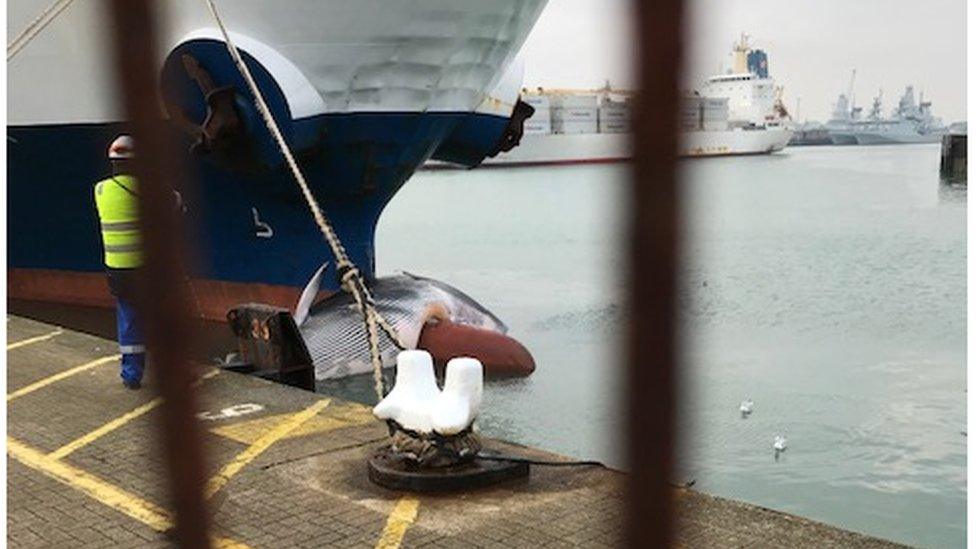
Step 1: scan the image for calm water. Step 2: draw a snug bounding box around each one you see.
[334,143,964,548]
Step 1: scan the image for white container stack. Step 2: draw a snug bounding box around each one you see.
[598,99,630,134]
[522,94,551,135]
[680,95,729,131]
[551,94,599,134]
[517,90,633,136]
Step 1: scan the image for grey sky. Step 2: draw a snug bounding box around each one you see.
[521,0,967,123]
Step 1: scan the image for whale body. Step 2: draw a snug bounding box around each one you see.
[296,269,530,380]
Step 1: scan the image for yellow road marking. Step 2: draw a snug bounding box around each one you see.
[7,354,119,402]
[48,398,163,459]
[7,328,63,350]
[10,437,252,547]
[209,400,374,445]
[48,369,221,460]
[8,436,172,530]
[205,398,331,498]
[375,497,421,549]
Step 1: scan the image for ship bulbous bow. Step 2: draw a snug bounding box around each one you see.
[429,54,537,168]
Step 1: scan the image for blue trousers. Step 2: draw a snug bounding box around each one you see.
[115,295,145,384]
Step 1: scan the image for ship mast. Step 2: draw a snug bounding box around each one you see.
[847,68,857,116]
[732,33,750,73]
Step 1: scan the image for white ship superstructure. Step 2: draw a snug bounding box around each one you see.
[679,35,792,157]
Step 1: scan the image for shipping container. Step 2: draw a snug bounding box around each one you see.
[551,118,599,134]
[551,107,598,122]
[680,95,729,131]
[550,94,599,109]
[524,120,552,135]
[522,95,551,116]
[598,119,629,134]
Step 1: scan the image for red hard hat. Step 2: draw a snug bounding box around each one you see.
[108,135,135,159]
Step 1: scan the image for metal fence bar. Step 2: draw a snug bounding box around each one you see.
[627,0,684,547]
[105,1,212,546]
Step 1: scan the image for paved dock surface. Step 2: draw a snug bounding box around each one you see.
[7,315,907,548]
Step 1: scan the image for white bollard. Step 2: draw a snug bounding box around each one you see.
[373,350,440,433]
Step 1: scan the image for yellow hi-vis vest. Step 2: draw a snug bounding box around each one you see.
[94,175,143,269]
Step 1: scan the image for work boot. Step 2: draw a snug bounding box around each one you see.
[120,353,145,390]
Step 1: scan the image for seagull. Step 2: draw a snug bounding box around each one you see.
[773,435,788,456]
[739,399,754,417]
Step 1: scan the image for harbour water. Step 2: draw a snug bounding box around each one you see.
[678,144,966,549]
[331,143,964,548]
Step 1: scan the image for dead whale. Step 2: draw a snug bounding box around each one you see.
[295,266,535,379]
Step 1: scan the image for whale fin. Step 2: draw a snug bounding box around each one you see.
[295,262,329,326]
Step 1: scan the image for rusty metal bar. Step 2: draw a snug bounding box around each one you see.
[105,1,212,546]
[626,0,684,547]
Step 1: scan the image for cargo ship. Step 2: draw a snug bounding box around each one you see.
[8,0,547,321]
[440,85,631,167]
[679,35,793,157]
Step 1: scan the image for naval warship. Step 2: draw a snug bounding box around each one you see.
[830,86,948,145]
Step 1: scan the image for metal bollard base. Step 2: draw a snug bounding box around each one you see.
[367,446,529,493]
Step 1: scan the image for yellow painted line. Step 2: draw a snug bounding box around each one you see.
[10,436,252,547]
[7,328,64,350]
[205,398,331,499]
[7,354,119,402]
[48,398,163,460]
[209,400,374,445]
[213,536,253,548]
[8,436,172,530]
[47,369,221,460]
[375,497,421,549]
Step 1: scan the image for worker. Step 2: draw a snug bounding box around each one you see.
[94,135,145,389]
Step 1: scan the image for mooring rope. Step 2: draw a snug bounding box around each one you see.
[7,0,77,62]
[202,0,404,401]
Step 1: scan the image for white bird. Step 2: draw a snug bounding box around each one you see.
[773,435,788,452]
[373,351,484,436]
[739,399,754,417]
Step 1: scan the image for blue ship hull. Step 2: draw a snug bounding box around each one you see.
[8,111,510,319]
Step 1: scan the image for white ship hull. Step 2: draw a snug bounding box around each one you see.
[8,0,547,319]
[828,131,859,145]
[829,129,945,145]
[10,0,545,124]
[679,127,793,157]
[480,133,630,166]
[851,132,946,145]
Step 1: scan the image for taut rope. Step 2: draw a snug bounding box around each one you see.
[202,0,405,401]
